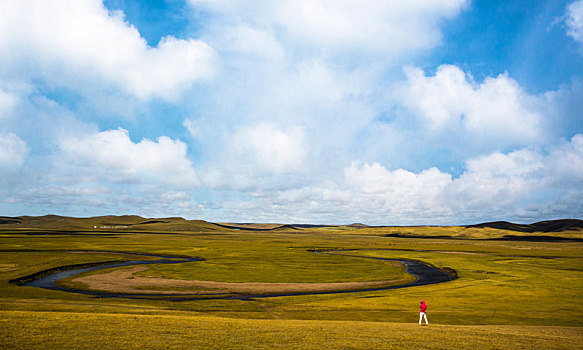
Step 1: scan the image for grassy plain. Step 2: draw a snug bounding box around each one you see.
[2,310,581,350]
[0,222,582,349]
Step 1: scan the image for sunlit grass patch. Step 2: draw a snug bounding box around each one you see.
[1,310,581,350]
[0,228,581,350]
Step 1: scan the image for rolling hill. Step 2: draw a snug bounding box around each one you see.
[0,216,581,237]
[0,215,226,232]
[466,219,583,233]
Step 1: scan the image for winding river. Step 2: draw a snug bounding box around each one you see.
[12,250,454,301]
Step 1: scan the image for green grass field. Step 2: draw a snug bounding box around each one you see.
[1,220,582,349]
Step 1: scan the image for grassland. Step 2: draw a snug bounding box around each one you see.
[2,310,581,350]
[0,217,582,349]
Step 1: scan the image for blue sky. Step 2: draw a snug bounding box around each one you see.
[0,0,582,225]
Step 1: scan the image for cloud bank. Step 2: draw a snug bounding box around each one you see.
[567,0,583,45]
[0,0,215,100]
[0,0,581,224]
[190,0,467,57]
[60,128,199,188]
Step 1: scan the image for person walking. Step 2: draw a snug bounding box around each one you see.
[419,300,428,326]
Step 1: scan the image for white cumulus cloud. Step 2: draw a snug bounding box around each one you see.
[230,123,307,173]
[343,162,453,218]
[232,134,583,224]
[400,64,545,149]
[190,122,309,192]
[0,90,17,118]
[447,150,545,211]
[190,0,467,57]
[0,133,28,169]
[0,0,216,100]
[60,128,199,188]
[544,133,583,185]
[567,0,583,45]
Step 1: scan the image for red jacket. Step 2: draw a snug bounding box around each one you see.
[420,300,427,313]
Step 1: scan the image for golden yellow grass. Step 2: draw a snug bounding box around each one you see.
[69,266,407,295]
[1,310,581,350]
[1,229,581,334]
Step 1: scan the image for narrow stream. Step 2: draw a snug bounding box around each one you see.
[15,250,454,301]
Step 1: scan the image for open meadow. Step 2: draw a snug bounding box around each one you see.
[0,216,582,349]
[4,1,583,349]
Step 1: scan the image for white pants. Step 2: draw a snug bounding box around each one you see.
[419,312,428,325]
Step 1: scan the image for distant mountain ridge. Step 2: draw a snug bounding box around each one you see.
[0,215,581,233]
